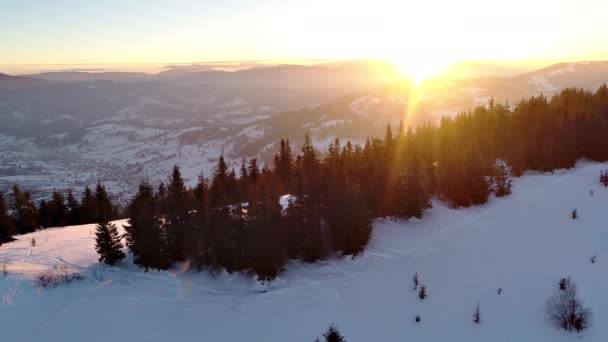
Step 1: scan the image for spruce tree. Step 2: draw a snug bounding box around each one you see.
[188,178,210,269]
[37,199,51,228]
[274,139,294,193]
[49,190,68,227]
[0,193,15,244]
[95,220,125,265]
[396,162,432,219]
[494,162,513,197]
[10,185,37,233]
[249,175,286,280]
[326,182,372,256]
[164,166,191,261]
[321,324,346,342]
[124,182,170,270]
[66,189,81,225]
[94,182,113,222]
[80,186,97,224]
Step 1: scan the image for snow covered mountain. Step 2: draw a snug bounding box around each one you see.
[1,60,608,200]
[1,162,607,341]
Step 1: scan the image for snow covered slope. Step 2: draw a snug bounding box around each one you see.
[1,162,607,341]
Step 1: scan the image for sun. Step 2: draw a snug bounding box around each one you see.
[391,56,449,86]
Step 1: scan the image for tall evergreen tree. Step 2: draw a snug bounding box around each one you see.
[95,220,125,265]
[493,162,513,197]
[48,190,68,227]
[164,166,191,261]
[94,182,113,222]
[187,177,210,269]
[396,163,432,219]
[66,189,81,225]
[37,199,51,228]
[80,186,97,224]
[274,139,294,193]
[249,175,286,280]
[10,185,37,233]
[124,182,170,270]
[0,193,15,243]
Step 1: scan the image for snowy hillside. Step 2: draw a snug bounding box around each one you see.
[1,162,607,341]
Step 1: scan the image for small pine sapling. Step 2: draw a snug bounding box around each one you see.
[418,285,427,300]
[412,271,419,290]
[30,237,36,246]
[497,287,503,295]
[320,324,346,342]
[559,278,568,291]
[473,301,481,324]
[590,255,597,264]
[571,209,578,220]
[415,315,421,323]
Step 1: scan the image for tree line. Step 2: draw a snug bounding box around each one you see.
[0,182,120,244]
[2,85,608,279]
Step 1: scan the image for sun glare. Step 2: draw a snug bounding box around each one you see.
[392,57,449,86]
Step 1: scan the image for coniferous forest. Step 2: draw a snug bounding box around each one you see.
[1,86,608,279]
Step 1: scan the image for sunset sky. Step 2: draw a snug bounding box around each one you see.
[2,0,607,77]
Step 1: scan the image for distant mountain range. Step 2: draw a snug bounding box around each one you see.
[1,59,607,200]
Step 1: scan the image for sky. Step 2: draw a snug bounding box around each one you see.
[1,0,607,76]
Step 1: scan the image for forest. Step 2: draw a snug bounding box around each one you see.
[1,85,608,279]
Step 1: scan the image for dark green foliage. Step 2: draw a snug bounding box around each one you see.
[419,284,427,300]
[48,190,68,227]
[37,199,51,228]
[94,221,125,265]
[80,186,97,224]
[493,162,513,197]
[0,193,15,243]
[94,182,114,223]
[163,166,191,261]
[66,190,81,225]
[10,185,37,233]
[123,182,170,270]
[326,184,372,256]
[317,324,347,342]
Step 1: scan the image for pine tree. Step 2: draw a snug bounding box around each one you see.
[124,182,170,270]
[94,182,113,222]
[37,199,51,228]
[321,324,346,342]
[396,163,432,219]
[473,301,481,324]
[283,194,327,262]
[300,134,320,196]
[164,166,191,261]
[66,189,81,225]
[188,177,210,269]
[210,156,230,207]
[80,186,97,224]
[10,185,37,233]
[493,162,513,197]
[274,139,294,193]
[48,190,68,227]
[249,175,286,280]
[95,220,125,265]
[0,193,15,244]
[419,284,427,300]
[326,183,372,256]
